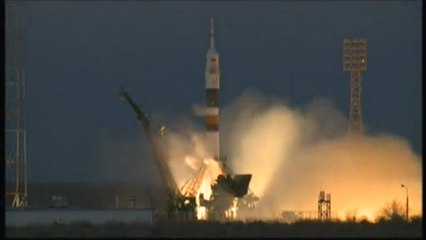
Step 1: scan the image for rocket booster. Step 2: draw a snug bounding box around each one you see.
[204,18,220,160]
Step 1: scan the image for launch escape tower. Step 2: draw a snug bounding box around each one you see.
[5,0,28,208]
[318,191,331,221]
[343,39,367,133]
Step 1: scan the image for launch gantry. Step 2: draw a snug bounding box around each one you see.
[119,87,253,221]
[119,88,197,220]
[5,0,28,209]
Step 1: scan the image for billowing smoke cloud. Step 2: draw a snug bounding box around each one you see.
[220,89,422,221]
[131,89,421,221]
[162,123,211,186]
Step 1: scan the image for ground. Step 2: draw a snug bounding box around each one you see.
[6,218,422,238]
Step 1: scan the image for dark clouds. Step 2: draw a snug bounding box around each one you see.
[19,1,421,182]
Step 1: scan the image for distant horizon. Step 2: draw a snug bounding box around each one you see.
[20,181,157,185]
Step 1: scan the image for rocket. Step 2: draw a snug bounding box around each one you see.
[204,17,220,160]
[201,18,254,203]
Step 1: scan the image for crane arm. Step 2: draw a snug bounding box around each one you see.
[119,88,150,128]
[118,87,179,199]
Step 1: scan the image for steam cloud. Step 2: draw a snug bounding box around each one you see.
[103,87,422,220]
[154,89,422,221]
[221,89,422,221]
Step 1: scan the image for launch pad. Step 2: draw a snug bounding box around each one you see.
[118,18,258,221]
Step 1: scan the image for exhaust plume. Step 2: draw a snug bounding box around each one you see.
[221,90,422,221]
[162,89,421,221]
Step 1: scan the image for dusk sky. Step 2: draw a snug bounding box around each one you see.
[12,1,421,182]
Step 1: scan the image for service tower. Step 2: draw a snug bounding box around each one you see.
[204,18,221,160]
[6,0,28,208]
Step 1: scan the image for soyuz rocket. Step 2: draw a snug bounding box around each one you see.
[204,18,221,160]
[201,19,254,201]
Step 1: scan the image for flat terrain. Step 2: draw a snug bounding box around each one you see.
[6,183,423,237]
[6,219,422,238]
[6,182,156,209]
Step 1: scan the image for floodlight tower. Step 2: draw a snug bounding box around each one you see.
[5,0,28,208]
[343,39,367,133]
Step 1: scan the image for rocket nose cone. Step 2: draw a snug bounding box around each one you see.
[207,47,218,56]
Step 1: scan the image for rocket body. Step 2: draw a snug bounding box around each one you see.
[204,18,220,160]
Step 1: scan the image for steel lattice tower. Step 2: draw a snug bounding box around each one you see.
[5,0,28,208]
[343,39,367,133]
[318,191,331,221]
